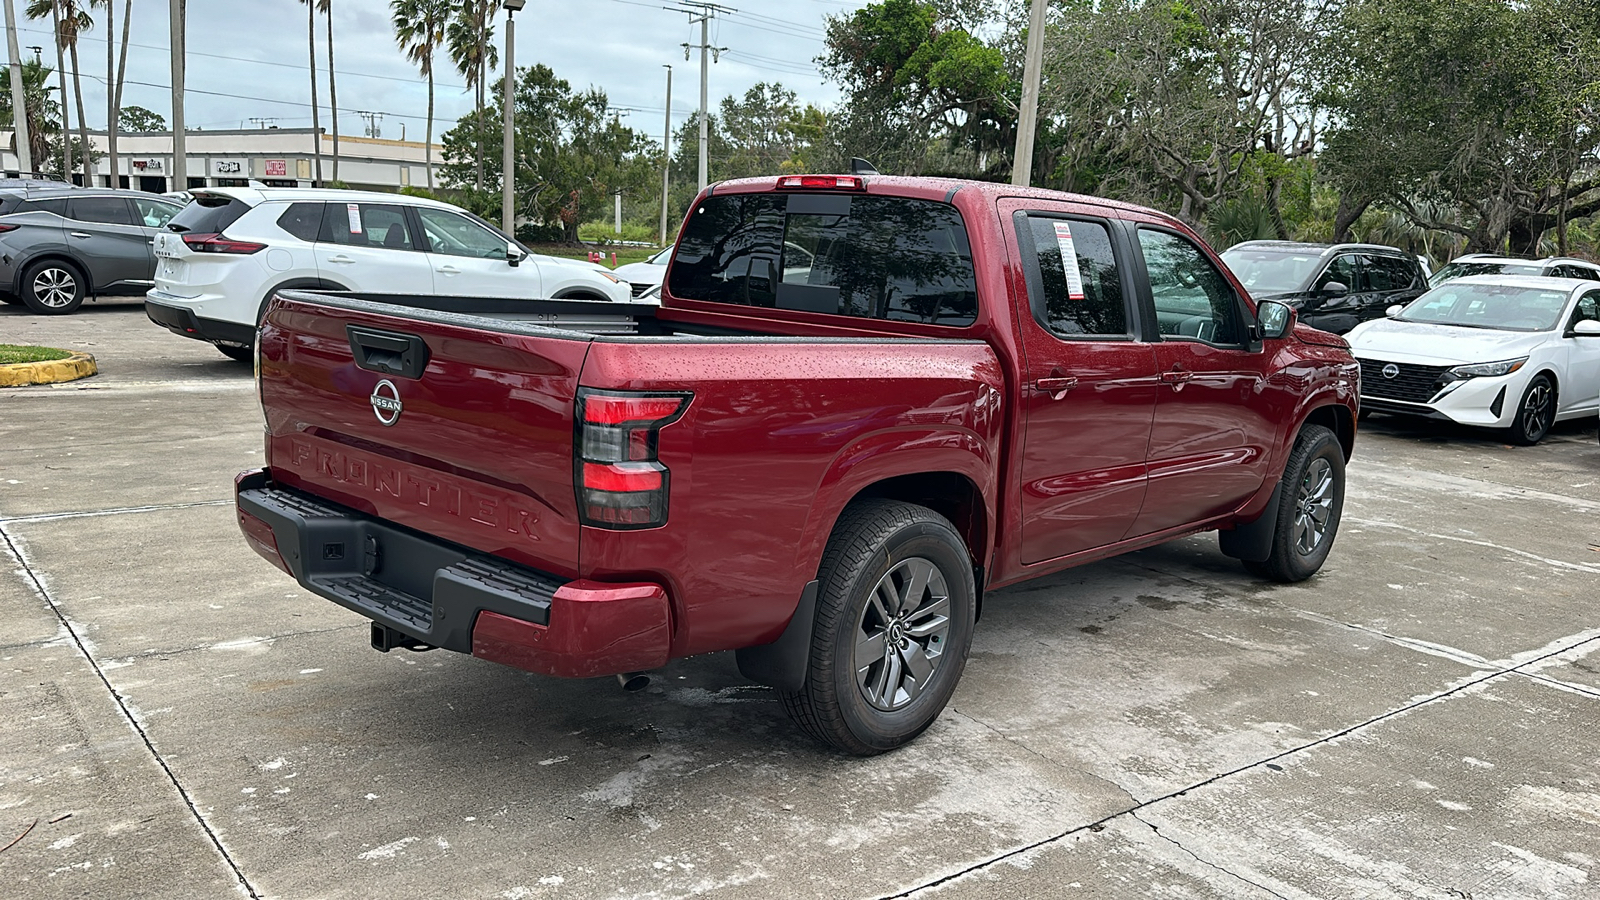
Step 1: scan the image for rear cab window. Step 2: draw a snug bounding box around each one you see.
[167,195,251,234]
[668,191,978,327]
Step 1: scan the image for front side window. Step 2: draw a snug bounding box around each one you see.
[1315,254,1362,292]
[1139,228,1243,345]
[133,197,181,228]
[669,192,978,327]
[1021,216,1127,337]
[1570,290,1600,330]
[67,196,135,226]
[321,203,416,250]
[415,208,507,259]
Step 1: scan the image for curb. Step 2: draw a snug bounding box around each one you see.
[0,351,98,387]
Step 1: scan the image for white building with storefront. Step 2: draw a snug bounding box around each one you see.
[3,127,443,193]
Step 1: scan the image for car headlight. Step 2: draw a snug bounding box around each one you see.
[1449,357,1528,378]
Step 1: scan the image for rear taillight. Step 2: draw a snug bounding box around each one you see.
[182,232,266,254]
[575,389,690,529]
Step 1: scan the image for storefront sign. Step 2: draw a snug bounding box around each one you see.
[264,159,288,177]
[210,158,246,176]
[131,158,164,173]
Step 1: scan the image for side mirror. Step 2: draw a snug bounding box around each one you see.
[506,244,526,268]
[1386,304,1405,318]
[1256,299,1294,340]
[1573,319,1600,336]
[1320,280,1349,297]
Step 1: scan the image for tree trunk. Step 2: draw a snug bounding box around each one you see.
[68,42,88,184]
[113,0,131,117]
[52,5,70,181]
[306,1,321,184]
[1332,193,1371,243]
[425,68,434,189]
[326,4,338,182]
[105,0,116,187]
[1507,217,1544,257]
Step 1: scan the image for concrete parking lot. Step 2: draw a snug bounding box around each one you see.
[3,299,1598,900]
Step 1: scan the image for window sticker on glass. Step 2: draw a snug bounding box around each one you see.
[346,203,362,234]
[1052,222,1086,300]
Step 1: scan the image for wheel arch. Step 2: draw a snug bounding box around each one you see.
[257,277,351,324]
[15,252,89,295]
[551,288,612,302]
[1301,402,1354,461]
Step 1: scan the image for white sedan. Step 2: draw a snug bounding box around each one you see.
[1346,275,1600,444]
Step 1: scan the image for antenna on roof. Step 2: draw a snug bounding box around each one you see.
[851,158,880,176]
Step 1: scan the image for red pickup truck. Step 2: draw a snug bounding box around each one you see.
[235,175,1360,754]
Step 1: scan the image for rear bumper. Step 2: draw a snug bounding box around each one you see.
[146,296,256,346]
[234,468,671,678]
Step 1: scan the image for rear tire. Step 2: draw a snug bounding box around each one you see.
[215,343,252,363]
[1504,374,1554,446]
[1244,424,1345,583]
[779,500,976,755]
[20,259,86,314]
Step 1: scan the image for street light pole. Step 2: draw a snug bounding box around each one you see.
[659,64,671,246]
[4,0,33,176]
[501,0,523,236]
[170,0,186,192]
[1011,0,1047,187]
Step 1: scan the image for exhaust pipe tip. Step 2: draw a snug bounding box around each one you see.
[616,671,651,692]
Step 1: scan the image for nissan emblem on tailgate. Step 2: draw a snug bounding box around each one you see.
[371,379,403,426]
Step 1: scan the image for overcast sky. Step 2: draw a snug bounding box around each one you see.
[7,0,868,143]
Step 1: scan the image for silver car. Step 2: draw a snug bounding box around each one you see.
[0,186,184,314]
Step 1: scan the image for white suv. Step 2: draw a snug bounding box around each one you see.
[145,187,630,360]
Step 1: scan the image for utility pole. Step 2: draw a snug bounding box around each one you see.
[1010,0,1047,187]
[501,0,523,235]
[357,110,383,138]
[4,0,32,176]
[678,2,730,193]
[170,0,186,192]
[105,0,116,186]
[659,64,671,246]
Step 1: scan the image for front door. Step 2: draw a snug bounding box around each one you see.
[314,201,435,294]
[1302,252,1365,334]
[411,207,537,298]
[1129,226,1277,537]
[1006,202,1159,564]
[1558,289,1600,415]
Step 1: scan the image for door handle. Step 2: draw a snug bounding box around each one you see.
[69,231,92,239]
[1034,376,1078,399]
[1160,367,1194,389]
[327,255,354,264]
[438,265,460,275]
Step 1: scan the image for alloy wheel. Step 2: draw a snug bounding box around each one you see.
[854,557,951,711]
[1293,458,1334,556]
[1521,381,1552,441]
[32,267,77,309]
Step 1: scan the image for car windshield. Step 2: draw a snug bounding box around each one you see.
[1397,283,1570,332]
[647,247,672,265]
[1428,261,1542,287]
[1220,247,1323,295]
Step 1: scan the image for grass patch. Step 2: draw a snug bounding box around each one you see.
[0,344,72,365]
[530,244,663,268]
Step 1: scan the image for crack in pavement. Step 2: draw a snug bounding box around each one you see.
[880,630,1600,900]
[0,524,263,899]
[1129,809,1290,899]
[0,499,233,525]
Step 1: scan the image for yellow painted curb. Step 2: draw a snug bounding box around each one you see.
[0,351,98,387]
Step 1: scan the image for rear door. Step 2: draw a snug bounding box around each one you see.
[314,201,435,293]
[1004,200,1159,562]
[64,195,148,288]
[1361,253,1425,323]
[411,206,539,298]
[1128,225,1276,536]
[1559,288,1600,415]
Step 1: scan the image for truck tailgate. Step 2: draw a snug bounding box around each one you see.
[258,294,589,579]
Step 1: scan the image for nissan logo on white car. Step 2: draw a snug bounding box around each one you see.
[1381,364,1400,379]
[370,380,403,426]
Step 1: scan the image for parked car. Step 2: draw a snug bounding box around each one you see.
[1428,253,1600,288]
[612,246,671,298]
[1220,240,1427,334]
[0,185,184,314]
[1347,275,1600,444]
[234,173,1359,754]
[144,187,631,361]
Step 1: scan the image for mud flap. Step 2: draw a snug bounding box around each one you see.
[735,580,819,692]
[1218,479,1284,563]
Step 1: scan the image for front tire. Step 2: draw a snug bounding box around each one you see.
[20,259,86,314]
[1504,374,1555,446]
[780,500,976,755]
[1245,424,1345,583]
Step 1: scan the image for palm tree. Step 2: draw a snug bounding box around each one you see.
[111,0,129,169]
[25,0,90,184]
[46,0,68,178]
[94,0,122,187]
[447,0,496,191]
[0,60,61,169]
[391,0,450,190]
[320,0,338,182]
[299,0,322,183]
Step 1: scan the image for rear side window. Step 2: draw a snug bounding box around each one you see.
[669,192,978,327]
[1364,255,1417,291]
[67,196,136,225]
[168,196,250,234]
[277,202,324,242]
[1020,216,1126,337]
[320,202,416,249]
[29,198,68,216]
